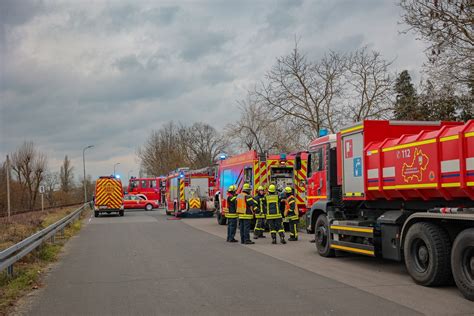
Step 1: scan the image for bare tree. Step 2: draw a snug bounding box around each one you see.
[11,141,47,210]
[400,0,473,88]
[256,42,346,136]
[181,122,228,168]
[44,171,59,206]
[138,122,186,176]
[59,155,74,193]
[227,92,303,153]
[345,47,395,121]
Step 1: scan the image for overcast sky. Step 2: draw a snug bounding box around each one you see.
[0,0,426,182]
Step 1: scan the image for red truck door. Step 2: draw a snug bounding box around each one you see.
[308,145,328,200]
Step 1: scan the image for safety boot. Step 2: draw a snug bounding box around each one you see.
[288,236,297,241]
[280,236,287,244]
[272,236,277,244]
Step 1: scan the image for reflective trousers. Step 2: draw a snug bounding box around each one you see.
[254,217,265,237]
[227,218,237,241]
[289,219,299,239]
[239,219,252,243]
[267,218,285,239]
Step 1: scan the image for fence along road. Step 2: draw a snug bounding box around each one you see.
[0,203,89,276]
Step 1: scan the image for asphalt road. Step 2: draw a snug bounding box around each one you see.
[20,209,473,315]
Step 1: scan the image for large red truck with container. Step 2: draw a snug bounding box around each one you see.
[165,167,216,217]
[214,150,308,225]
[128,177,166,206]
[300,120,474,300]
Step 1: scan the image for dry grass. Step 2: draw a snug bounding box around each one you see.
[0,206,89,315]
[0,205,79,251]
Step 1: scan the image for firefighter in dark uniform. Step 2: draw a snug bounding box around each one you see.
[266,184,286,244]
[284,186,299,241]
[253,186,266,239]
[226,185,238,243]
[237,183,257,244]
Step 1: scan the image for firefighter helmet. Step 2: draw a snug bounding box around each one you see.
[268,184,276,193]
[228,185,236,192]
[284,186,293,194]
[243,183,251,192]
[257,186,264,191]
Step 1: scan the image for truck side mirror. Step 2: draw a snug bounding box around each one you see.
[295,154,302,171]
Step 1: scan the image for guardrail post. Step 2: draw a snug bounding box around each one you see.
[51,234,55,243]
[7,264,13,277]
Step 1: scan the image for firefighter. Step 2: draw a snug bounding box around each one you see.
[237,183,257,244]
[226,185,238,243]
[266,184,286,245]
[283,186,299,241]
[253,186,266,239]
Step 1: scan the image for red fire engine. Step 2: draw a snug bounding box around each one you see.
[128,177,166,205]
[165,167,216,217]
[300,120,474,300]
[214,150,308,225]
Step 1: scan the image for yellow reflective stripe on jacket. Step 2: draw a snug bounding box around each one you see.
[238,214,254,219]
[225,213,238,218]
[266,214,282,219]
[266,194,280,216]
[287,215,298,221]
[255,214,266,219]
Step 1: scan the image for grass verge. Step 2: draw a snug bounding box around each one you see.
[0,207,89,315]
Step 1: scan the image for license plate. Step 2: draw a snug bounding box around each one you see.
[99,206,108,209]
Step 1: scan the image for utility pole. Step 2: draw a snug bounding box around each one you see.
[6,155,11,221]
[82,145,94,203]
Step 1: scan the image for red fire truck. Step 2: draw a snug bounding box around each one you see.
[301,120,474,300]
[165,167,216,217]
[128,177,166,206]
[214,150,308,225]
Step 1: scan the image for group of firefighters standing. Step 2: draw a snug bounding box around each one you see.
[225,183,299,245]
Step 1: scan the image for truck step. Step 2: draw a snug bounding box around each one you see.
[330,224,374,238]
[330,240,375,256]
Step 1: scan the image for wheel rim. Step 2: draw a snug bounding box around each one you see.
[316,224,328,249]
[146,205,152,211]
[461,246,474,284]
[412,238,430,272]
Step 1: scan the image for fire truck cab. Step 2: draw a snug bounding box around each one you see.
[128,177,166,206]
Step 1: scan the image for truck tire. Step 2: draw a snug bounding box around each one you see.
[94,211,99,218]
[217,212,227,225]
[145,204,153,211]
[404,222,452,286]
[451,228,474,301]
[315,214,335,257]
[119,210,124,217]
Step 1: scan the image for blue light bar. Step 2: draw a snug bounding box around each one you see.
[319,129,328,137]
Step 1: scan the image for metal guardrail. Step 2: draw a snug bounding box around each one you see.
[0,203,90,276]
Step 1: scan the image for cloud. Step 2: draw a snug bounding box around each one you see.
[0,0,427,180]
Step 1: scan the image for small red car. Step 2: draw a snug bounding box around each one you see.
[123,194,159,211]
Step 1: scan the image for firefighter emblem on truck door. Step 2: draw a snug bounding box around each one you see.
[401,148,429,182]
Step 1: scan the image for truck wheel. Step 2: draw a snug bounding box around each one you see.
[404,222,452,286]
[119,210,124,217]
[217,212,227,225]
[315,214,335,257]
[94,211,99,218]
[451,228,474,301]
[145,204,153,211]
